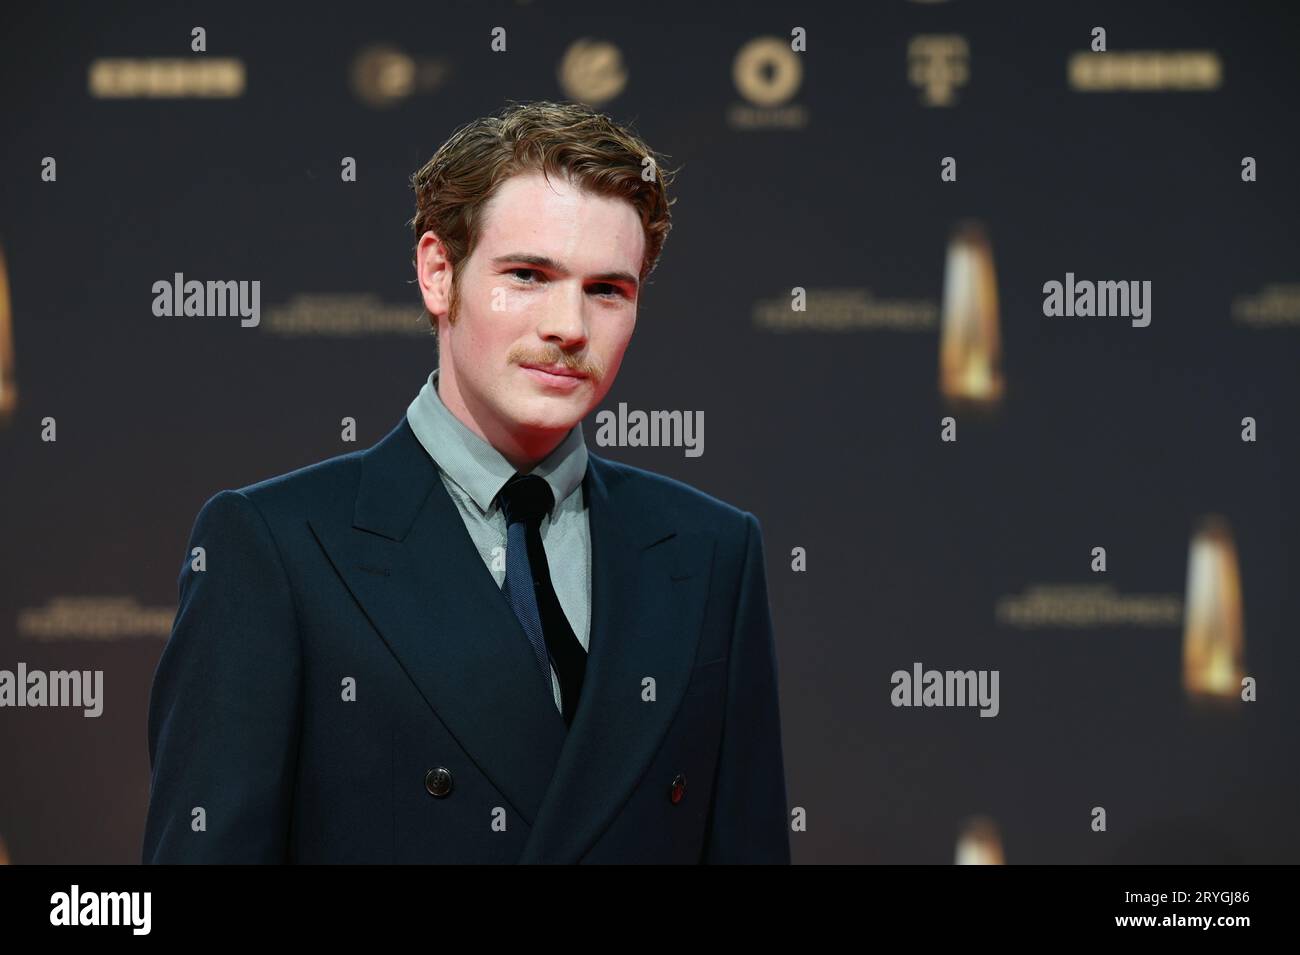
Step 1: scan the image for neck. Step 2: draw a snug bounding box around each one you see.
[437,363,568,472]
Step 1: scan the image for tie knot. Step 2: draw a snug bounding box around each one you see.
[497,473,554,526]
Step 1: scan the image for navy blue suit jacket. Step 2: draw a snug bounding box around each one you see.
[143,415,790,863]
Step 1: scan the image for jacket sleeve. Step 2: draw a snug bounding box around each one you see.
[702,510,792,863]
[143,489,303,863]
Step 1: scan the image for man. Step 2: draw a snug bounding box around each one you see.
[143,100,790,864]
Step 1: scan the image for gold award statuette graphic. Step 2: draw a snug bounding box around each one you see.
[0,241,15,423]
[939,222,1004,408]
[1182,516,1246,703]
[955,816,1005,865]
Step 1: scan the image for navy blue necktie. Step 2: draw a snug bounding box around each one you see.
[497,473,587,727]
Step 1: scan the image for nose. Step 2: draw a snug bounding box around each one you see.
[535,280,589,348]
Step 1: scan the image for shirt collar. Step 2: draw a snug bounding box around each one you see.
[406,367,588,517]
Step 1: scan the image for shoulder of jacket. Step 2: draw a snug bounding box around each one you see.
[592,454,754,539]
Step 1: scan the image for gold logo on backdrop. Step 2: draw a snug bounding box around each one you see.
[752,288,937,331]
[558,39,627,106]
[351,46,415,107]
[908,35,969,106]
[939,221,1003,406]
[1182,516,1246,701]
[997,584,1182,628]
[17,597,174,641]
[1232,284,1300,326]
[734,37,801,107]
[262,294,427,336]
[955,816,1004,865]
[87,59,245,98]
[0,241,16,424]
[349,45,451,108]
[1068,51,1222,91]
[727,36,808,129]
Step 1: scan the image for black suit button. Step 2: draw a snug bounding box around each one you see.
[425,767,454,797]
[669,773,686,805]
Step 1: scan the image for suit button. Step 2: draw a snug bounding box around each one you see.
[669,773,686,804]
[425,767,454,797]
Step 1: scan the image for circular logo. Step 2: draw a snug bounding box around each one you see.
[733,37,802,107]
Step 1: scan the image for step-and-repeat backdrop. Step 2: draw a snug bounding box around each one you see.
[1,0,1297,863]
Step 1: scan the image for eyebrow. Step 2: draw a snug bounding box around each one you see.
[490,252,639,293]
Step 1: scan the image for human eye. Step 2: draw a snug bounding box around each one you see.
[509,268,542,284]
[589,283,626,299]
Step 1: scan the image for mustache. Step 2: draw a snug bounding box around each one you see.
[513,349,600,378]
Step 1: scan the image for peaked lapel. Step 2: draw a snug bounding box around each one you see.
[309,415,713,862]
[309,417,567,827]
[517,452,713,863]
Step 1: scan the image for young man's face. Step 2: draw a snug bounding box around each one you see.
[418,169,645,468]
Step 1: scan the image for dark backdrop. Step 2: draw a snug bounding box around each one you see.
[1,0,1297,864]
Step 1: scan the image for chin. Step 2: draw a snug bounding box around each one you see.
[508,398,584,434]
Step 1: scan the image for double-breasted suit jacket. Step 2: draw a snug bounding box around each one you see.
[143,415,790,863]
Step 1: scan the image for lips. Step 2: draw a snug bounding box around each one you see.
[521,363,587,379]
